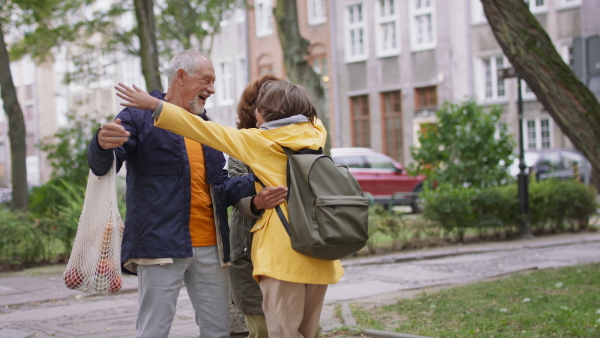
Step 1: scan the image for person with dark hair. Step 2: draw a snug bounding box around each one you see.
[115,79,343,338]
[228,74,283,338]
[88,50,283,338]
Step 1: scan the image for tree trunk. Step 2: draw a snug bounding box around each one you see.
[481,0,600,187]
[273,0,331,155]
[0,22,29,210]
[134,0,163,92]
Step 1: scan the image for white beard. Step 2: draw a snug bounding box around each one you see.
[189,98,205,115]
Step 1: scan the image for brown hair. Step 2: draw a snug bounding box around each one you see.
[256,81,317,124]
[236,74,282,129]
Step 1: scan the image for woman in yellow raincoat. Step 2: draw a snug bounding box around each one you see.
[115,79,343,338]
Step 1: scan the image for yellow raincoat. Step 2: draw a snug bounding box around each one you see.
[154,102,344,285]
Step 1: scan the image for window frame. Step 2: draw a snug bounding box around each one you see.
[470,0,486,25]
[236,56,248,99]
[344,2,368,63]
[216,58,234,106]
[381,90,404,163]
[375,0,401,58]
[414,85,438,112]
[349,94,371,148]
[255,0,273,37]
[477,54,508,103]
[558,0,581,9]
[307,0,327,25]
[524,116,553,150]
[409,0,437,52]
[526,0,547,14]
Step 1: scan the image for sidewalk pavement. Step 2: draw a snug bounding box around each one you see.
[1,231,599,337]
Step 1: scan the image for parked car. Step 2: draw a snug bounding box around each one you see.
[508,148,592,184]
[330,148,425,213]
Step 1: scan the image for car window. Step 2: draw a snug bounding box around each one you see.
[335,155,368,168]
[562,151,589,169]
[538,152,562,170]
[364,155,396,170]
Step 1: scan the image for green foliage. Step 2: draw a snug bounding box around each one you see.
[422,180,597,241]
[366,205,406,251]
[6,0,101,63]
[0,206,61,267]
[422,185,476,241]
[410,99,515,188]
[353,264,600,337]
[156,0,239,57]
[39,114,101,185]
[529,179,598,232]
[30,114,101,215]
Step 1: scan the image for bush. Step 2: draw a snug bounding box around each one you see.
[410,99,515,188]
[422,180,597,241]
[0,206,58,268]
[529,179,597,232]
[422,185,476,241]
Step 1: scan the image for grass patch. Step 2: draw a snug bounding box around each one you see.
[352,264,600,337]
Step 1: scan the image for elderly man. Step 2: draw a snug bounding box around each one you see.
[87,50,286,337]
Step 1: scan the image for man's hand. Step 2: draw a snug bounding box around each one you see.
[98,118,130,150]
[252,186,288,211]
[115,83,160,111]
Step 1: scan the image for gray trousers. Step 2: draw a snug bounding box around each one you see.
[136,246,230,338]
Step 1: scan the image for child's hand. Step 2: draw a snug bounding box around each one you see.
[115,83,160,111]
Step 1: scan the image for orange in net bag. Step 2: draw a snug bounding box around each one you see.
[64,157,124,293]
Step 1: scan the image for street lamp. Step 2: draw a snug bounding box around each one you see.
[498,67,533,239]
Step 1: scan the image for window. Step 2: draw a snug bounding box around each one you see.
[10,63,21,87]
[558,0,580,8]
[236,57,248,98]
[307,0,326,25]
[520,79,536,100]
[414,86,437,111]
[381,91,403,162]
[560,43,574,70]
[525,117,552,150]
[255,0,273,37]
[310,54,328,79]
[410,0,436,51]
[470,0,486,24]
[375,0,400,57]
[524,0,547,13]
[217,60,233,106]
[258,63,273,75]
[350,95,370,147]
[345,3,368,62]
[479,55,507,101]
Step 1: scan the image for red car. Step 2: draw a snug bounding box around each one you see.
[330,148,425,213]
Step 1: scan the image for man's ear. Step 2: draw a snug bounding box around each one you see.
[176,69,187,85]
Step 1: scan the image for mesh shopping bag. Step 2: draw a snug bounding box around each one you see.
[63,158,124,293]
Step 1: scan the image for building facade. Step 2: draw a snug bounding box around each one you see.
[246,0,336,143]
[330,0,472,163]
[1,0,598,189]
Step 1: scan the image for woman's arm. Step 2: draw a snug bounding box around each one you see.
[115,83,272,167]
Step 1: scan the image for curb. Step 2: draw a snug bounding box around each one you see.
[341,234,600,268]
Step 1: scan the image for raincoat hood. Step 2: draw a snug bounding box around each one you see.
[259,115,326,152]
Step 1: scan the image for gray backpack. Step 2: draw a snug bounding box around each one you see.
[258,147,369,260]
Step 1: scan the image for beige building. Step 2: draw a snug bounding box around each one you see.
[247,0,337,143]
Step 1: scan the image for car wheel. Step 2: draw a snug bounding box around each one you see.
[410,185,423,214]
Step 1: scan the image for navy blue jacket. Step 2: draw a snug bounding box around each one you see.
[87,90,255,274]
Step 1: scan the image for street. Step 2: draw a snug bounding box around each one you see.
[1,232,599,337]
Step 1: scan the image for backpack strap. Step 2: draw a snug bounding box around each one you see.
[253,146,323,239]
[255,177,292,237]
